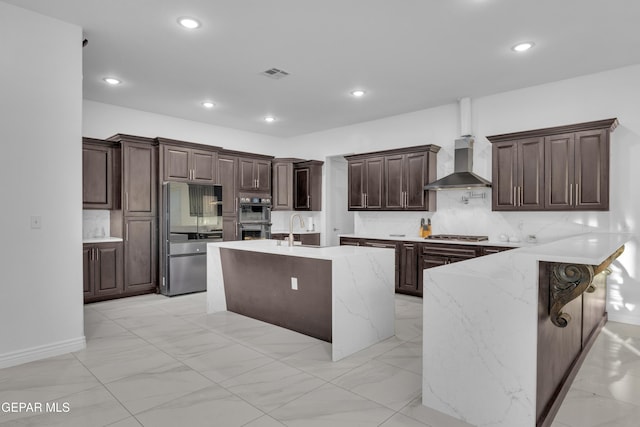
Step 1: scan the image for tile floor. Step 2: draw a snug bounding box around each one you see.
[1,293,639,426]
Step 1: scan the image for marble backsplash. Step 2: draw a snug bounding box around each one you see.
[83,209,110,239]
[354,189,605,242]
[271,211,322,233]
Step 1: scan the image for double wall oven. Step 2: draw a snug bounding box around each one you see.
[238,194,272,240]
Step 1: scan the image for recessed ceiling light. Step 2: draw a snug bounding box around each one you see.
[178,17,201,29]
[350,89,366,97]
[103,77,121,85]
[201,101,215,109]
[512,42,534,52]
[264,116,276,123]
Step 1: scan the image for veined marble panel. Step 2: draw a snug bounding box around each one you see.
[421,232,632,427]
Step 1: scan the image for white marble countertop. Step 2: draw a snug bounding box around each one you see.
[338,233,528,248]
[516,232,632,265]
[208,239,393,261]
[82,237,123,244]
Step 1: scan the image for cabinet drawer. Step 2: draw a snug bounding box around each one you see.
[360,239,398,249]
[420,243,478,258]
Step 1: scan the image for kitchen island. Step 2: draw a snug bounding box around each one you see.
[421,232,631,427]
[207,240,395,361]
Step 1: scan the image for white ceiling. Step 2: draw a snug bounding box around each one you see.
[6,0,640,138]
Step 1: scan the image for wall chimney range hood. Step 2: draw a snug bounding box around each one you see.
[424,98,492,190]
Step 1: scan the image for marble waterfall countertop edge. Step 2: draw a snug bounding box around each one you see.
[82,237,124,243]
[208,239,393,260]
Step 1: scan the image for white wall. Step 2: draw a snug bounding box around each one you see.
[0,2,85,367]
[283,64,640,325]
[83,100,283,156]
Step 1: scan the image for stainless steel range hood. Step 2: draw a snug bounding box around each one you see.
[424,98,492,190]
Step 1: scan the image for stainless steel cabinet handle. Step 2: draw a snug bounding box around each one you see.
[575,183,579,206]
[125,191,129,211]
[307,195,311,207]
[361,193,365,208]
[95,248,99,261]
[125,224,129,241]
[569,183,573,206]
[519,186,523,207]
[235,197,238,213]
[513,187,517,207]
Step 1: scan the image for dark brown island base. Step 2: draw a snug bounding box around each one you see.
[207,239,396,361]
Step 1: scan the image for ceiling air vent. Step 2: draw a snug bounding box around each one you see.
[260,68,290,79]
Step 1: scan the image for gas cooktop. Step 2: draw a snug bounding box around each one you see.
[425,234,489,242]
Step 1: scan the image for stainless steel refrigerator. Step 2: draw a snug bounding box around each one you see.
[161,182,223,296]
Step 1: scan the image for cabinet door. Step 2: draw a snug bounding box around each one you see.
[163,145,190,182]
[384,154,404,209]
[83,245,93,297]
[574,129,608,210]
[238,158,257,190]
[348,160,365,209]
[124,218,157,292]
[83,144,112,208]
[123,143,157,216]
[545,133,575,210]
[398,243,420,295]
[255,160,271,192]
[405,152,429,210]
[272,162,293,210]
[518,138,545,210]
[294,168,311,210]
[492,141,518,210]
[222,216,238,241]
[191,149,217,183]
[364,157,384,209]
[300,233,320,246]
[95,243,123,296]
[218,156,237,216]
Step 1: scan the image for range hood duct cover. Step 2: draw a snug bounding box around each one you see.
[424,136,492,190]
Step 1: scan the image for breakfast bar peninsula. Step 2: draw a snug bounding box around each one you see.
[207,240,395,361]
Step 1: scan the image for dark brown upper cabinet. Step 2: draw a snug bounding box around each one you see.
[272,158,324,211]
[491,137,545,211]
[239,157,272,192]
[294,160,323,211]
[271,158,301,211]
[488,118,617,211]
[545,129,609,210]
[347,156,384,210]
[82,138,119,209]
[345,145,440,211]
[158,139,220,184]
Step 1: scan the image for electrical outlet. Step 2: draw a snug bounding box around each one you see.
[30,216,42,229]
[291,277,298,290]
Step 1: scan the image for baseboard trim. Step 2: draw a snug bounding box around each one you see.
[0,336,86,369]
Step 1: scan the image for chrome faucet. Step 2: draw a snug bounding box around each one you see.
[288,213,305,246]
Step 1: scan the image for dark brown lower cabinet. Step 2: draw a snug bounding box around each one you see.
[272,233,321,246]
[398,243,420,295]
[536,262,607,427]
[83,242,123,303]
[124,217,157,294]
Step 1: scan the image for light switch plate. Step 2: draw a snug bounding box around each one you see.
[291,277,298,290]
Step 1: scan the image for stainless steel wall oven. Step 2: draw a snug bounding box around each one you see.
[238,194,272,240]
